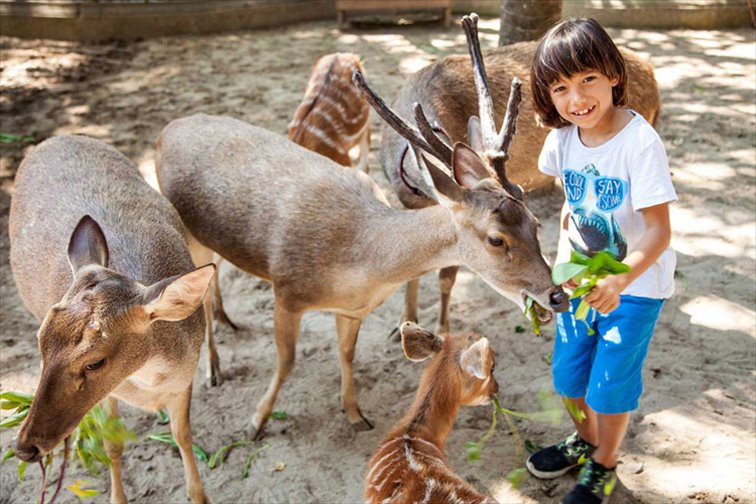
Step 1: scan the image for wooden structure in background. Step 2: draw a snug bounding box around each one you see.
[336,0,451,29]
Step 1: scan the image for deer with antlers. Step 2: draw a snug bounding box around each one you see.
[9,136,215,504]
[155,13,567,435]
[364,322,498,504]
[381,14,661,337]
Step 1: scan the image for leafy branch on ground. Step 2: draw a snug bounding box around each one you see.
[465,389,563,488]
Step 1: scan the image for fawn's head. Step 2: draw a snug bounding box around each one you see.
[14,216,214,462]
[401,322,498,406]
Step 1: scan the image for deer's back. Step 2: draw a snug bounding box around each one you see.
[156,114,389,287]
[9,135,193,320]
[381,41,660,207]
[364,431,492,504]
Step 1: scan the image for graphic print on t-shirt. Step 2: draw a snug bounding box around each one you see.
[563,164,628,260]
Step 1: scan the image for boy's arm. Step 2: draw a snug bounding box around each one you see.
[584,202,672,314]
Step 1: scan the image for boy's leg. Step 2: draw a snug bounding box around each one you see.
[564,396,597,447]
[594,411,630,468]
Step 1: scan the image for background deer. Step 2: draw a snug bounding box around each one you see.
[8,135,215,504]
[288,52,371,172]
[380,16,661,336]
[364,322,498,504]
[200,52,373,386]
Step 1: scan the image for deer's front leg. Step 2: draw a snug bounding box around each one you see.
[336,314,373,430]
[437,266,459,334]
[166,386,209,504]
[252,302,303,438]
[104,397,127,504]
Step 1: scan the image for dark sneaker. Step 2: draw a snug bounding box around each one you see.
[561,458,617,504]
[525,431,595,479]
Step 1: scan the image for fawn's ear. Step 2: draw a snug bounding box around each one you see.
[143,264,215,322]
[400,322,444,362]
[451,142,493,189]
[460,338,490,380]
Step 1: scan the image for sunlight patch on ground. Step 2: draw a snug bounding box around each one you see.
[398,55,435,74]
[681,295,756,338]
[634,407,755,497]
[670,206,755,259]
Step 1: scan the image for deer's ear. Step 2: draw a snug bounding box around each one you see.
[460,338,490,380]
[400,322,444,362]
[144,264,215,323]
[422,154,465,203]
[452,143,492,189]
[466,116,484,153]
[67,215,109,275]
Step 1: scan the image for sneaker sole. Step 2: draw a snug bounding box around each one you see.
[524,458,577,480]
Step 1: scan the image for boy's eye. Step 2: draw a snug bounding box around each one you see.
[583,75,597,83]
[551,86,566,93]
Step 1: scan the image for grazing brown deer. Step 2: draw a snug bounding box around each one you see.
[288,52,371,172]
[9,135,215,504]
[364,322,498,504]
[380,14,661,337]
[156,11,568,437]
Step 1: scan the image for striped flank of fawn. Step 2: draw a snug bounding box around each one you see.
[364,322,499,504]
[288,52,371,171]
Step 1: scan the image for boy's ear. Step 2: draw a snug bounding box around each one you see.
[400,322,444,362]
[460,338,490,380]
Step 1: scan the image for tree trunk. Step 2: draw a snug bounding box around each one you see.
[498,0,562,46]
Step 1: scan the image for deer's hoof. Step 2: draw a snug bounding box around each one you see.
[388,325,401,342]
[214,308,240,331]
[348,410,374,431]
[249,415,267,441]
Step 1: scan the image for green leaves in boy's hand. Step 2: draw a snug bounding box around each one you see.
[551,251,630,332]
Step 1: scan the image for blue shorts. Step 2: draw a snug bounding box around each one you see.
[552,295,665,414]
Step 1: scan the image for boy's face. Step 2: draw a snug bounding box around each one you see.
[548,70,619,134]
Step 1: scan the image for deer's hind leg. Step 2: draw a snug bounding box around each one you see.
[251,301,303,437]
[389,278,420,341]
[436,266,458,334]
[104,397,127,504]
[336,314,373,430]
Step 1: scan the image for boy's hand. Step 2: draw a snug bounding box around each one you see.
[584,274,628,314]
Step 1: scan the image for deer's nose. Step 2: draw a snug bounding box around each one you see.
[12,437,41,463]
[549,289,570,312]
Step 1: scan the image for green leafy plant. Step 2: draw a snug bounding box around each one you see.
[465,390,563,488]
[147,432,210,464]
[0,133,35,144]
[523,297,541,336]
[551,251,630,335]
[1,391,137,501]
[271,411,288,421]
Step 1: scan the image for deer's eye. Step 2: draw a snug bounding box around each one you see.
[487,236,505,247]
[85,359,105,372]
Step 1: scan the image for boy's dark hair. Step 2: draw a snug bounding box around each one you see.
[531,18,627,128]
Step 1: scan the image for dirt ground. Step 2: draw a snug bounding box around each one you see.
[1,16,754,504]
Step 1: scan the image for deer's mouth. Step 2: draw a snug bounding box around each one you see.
[521,292,555,324]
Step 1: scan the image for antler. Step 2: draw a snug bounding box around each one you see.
[461,13,523,199]
[352,69,452,169]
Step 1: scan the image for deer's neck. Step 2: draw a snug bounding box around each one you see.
[367,204,459,283]
[400,363,461,449]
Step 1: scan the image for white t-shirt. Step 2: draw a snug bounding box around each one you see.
[539,112,677,299]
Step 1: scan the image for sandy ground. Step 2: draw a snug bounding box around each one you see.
[1,16,754,504]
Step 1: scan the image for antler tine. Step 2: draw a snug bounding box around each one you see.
[414,103,453,166]
[496,77,523,156]
[352,69,436,157]
[461,13,497,152]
